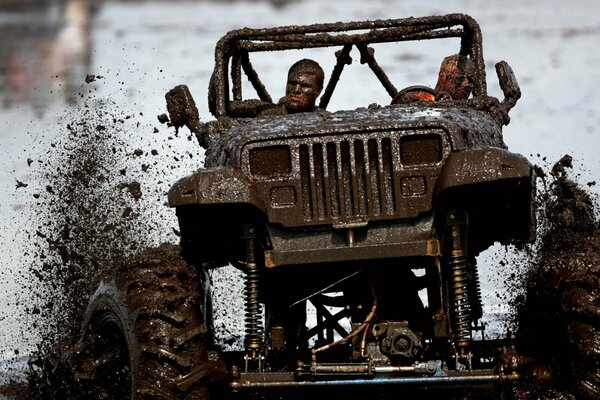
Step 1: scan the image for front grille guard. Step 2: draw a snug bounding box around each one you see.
[243,129,449,227]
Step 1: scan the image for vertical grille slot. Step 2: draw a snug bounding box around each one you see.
[381,137,396,214]
[367,139,382,215]
[312,143,327,219]
[340,141,355,217]
[299,144,313,220]
[354,140,368,216]
[326,142,341,218]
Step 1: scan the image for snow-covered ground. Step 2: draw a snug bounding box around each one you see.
[1,0,599,382]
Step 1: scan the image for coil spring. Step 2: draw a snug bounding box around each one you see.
[449,251,471,347]
[469,261,483,321]
[244,263,263,349]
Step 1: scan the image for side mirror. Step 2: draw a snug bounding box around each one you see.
[165,85,201,131]
[495,61,521,114]
[165,85,207,147]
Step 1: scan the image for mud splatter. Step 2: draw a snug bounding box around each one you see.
[9,82,599,400]
[16,89,192,398]
[119,180,142,200]
[514,156,600,399]
[25,99,148,345]
[0,380,28,399]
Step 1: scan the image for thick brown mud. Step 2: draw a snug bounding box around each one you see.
[20,101,156,398]
[25,244,213,400]
[3,75,193,398]
[6,84,600,400]
[513,155,600,399]
[16,156,598,399]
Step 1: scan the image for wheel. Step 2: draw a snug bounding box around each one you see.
[514,273,600,400]
[561,275,600,399]
[76,244,222,399]
[76,299,133,398]
[515,174,600,399]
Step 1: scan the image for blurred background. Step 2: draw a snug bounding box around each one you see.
[1,0,599,384]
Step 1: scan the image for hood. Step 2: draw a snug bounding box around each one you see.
[207,103,505,168]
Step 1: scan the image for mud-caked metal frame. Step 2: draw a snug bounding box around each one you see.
[210,14,487,118]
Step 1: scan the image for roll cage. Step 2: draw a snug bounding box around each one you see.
[209,13,487,118]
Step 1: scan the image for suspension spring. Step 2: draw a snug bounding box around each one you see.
[469,260,483,321]
[243,226,263,354]
[448,220,472,349]
[244,263,263,350]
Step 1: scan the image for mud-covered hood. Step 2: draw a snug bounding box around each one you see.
[208,103,505,167]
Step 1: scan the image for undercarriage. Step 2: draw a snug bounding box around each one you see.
[220,213,526,398]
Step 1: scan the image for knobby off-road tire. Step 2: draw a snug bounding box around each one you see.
[515,268,600,400]
[542,175,600,400]
[515,173,600,400]
[559,272,600,399]
[79,244,217,399]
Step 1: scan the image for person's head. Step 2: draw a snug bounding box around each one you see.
[434,54,476,100]
[285,59,324,113]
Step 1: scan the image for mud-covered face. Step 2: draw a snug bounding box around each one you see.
[435,63,473,100]
[285,70,321,113]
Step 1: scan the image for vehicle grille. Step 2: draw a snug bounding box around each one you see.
[299,136,397,223]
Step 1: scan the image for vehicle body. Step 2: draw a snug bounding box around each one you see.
[164,13,536,398]
[83,14,537,399]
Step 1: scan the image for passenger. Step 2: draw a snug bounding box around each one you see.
[434,54,475,100]
[260,59,324,116]
[392,54,475,104]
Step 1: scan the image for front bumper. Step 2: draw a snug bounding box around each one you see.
[230,361,519,392]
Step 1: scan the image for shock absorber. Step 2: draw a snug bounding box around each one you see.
[447,212,472,351]
[242,225,264,371]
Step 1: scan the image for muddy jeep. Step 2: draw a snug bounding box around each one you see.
[81,14,536,399]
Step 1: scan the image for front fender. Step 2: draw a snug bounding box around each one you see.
[168,167,266,212]
[434,148,531,194]
[433,148,535,250]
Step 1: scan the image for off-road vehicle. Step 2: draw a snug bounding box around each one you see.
[79,14,538,399]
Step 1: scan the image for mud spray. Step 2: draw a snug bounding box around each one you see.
[1,76,199,398]
[3,93,599,399]
[512,155,600,400]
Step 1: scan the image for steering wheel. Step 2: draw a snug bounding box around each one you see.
[391,85,438,105]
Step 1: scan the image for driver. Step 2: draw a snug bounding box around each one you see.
[260,59,325,116]
[392,54,475,104]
